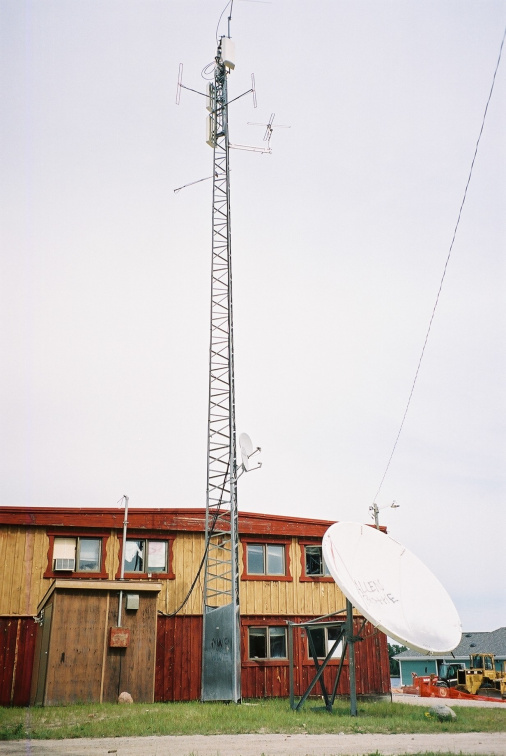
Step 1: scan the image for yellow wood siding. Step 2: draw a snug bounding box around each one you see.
[163,531,205,615]
[238,539,346,616]
[105,528,119,578]
[1,527,346,619]
[0,527,50,615]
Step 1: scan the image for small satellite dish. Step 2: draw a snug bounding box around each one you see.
[239,433,254,470]
[239,432,261,472]
[322,522,461,654]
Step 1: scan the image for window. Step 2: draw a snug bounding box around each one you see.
[304,545,331,577]
[44,532,108,578]
[248,627,287,659]
[246,543,285,575]
[307,625,344,659]
[123,539,168,573]
[471,655,493,671]
[53,537,101,572]
[116,536,175,578]
[241,539,291,581]
[299,541,334,581]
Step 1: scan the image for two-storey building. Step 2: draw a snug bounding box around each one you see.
[0,506,390,705]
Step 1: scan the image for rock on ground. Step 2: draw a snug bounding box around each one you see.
[428,703,457,720]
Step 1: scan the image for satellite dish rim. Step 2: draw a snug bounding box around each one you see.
[322,521,462,655]
[238,432,254,471]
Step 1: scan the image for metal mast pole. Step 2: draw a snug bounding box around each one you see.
[201,37,241,703]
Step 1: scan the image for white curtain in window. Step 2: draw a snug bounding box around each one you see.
[53,538,76,559]
[147,541,166,569]
[125,541,142,562]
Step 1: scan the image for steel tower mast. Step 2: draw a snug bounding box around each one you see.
[201,35,241,703]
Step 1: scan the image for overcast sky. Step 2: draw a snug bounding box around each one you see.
[1,1,505,637]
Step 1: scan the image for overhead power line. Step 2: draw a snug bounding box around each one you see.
[372,24,506,506]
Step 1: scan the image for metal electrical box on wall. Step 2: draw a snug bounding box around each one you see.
[109,626,130,647]
[126,593,139,610]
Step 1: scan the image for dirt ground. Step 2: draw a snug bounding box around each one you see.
[391,693,506,709]
[1,696,504,756]
[1,731,505,756]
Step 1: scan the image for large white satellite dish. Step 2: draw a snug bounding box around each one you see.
[322,522,461,654]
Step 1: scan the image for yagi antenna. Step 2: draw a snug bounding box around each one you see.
[175,39,284,186]
[230,111,290,155]
[247,113,290,149]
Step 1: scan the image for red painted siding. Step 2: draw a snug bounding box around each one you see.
[3,614,388,705]
[0,617,37,706]
[155,614,390,702]
[155,615,203,702]
[242,616,390,700]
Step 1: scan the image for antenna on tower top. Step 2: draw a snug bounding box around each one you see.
[247,113,291,150]
[216,0,234,43]
[228,0,234,38]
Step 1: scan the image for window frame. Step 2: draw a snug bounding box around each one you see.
[116,532,175,579]
[299,539,334,582]
[306,623,345,661]
[247,625,287,661]
[241,538,292,582]
[44,531,109,579]
[243,619,289,665]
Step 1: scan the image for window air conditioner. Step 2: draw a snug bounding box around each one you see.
[54,558,75,571]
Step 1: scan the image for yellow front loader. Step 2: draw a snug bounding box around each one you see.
[456,653,506,699]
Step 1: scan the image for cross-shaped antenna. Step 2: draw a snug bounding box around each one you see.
[247,113,290,148]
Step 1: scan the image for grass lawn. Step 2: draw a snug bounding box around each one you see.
[0,698,505,741]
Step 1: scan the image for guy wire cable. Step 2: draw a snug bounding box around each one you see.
[372,24,506,507]
[159,461,231,617]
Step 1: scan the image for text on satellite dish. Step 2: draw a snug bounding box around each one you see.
[354,579,399,606]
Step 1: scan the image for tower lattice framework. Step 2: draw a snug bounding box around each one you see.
[201,38,241,703]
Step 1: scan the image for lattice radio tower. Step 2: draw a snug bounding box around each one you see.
[177,11,271,703]
[200,31,241,703]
